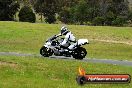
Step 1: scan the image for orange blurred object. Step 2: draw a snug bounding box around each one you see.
[78,66,86,76]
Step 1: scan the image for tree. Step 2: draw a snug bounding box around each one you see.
[58,7,72,24]
[59,0,99,24]
[100,0,129,26]
[45,13,56,24]
[128,10,132,21]
[112,16,126,26]
[109,0,129,17]
[57,0,79,24]
[105,11,116,25]
[33,0,130,26]
[92,16,105,26]
[34,0,60,23]
[0,0,20,21]
[18,6,36,23]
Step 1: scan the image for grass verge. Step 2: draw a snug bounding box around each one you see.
[0,56,132,88]
[0,21,132,60]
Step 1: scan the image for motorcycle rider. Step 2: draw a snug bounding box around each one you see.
[57,26,77,53]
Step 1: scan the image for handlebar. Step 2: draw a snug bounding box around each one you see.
[46,34,62,42]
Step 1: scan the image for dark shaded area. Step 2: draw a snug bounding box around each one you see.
[0,0,19,21]
[18,6,36,23]
[0,0,132,26]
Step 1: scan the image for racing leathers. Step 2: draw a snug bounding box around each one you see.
[60,31,77,50]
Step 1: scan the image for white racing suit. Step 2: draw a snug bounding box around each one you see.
[60,32,77,50]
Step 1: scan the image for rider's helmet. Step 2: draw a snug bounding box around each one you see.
[60,26,69,35]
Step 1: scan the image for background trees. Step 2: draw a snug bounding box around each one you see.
[0,0,132,26]
[57,0,131,26]
[18,6,36,23]
[34,0,60,23]
[0,0,20,21]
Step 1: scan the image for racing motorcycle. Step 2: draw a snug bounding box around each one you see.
[40,35,89,60]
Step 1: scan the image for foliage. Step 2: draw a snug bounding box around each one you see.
[58,0,100,25]
[58,7,72,24]
[128,10,132,22]
[103,0,129,26]
[0,0,131,26]
[34,0,59,23]
[70,1,91,24]
[45,14,56,24]
[92,16,105,26]
[104,11,116,25]
[112,16,127,26]
[18,6,36,23]
[0,0,20,21]
[56,0,130,26]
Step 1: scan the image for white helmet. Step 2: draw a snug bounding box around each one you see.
[60,26,69,35]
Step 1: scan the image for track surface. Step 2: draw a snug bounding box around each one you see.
[0,52,132,66]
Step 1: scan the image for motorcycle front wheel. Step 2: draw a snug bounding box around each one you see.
[40,46,53,57]
[72,47,87,60]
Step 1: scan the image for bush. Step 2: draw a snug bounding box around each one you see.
[58,8,72,24]
[112,16,126,26]
[128,11,132,22]
[105,11,116,26]
[18,6,36,23]
[92,16,105,26]
[45,14,56,24]
[0,0,19,21]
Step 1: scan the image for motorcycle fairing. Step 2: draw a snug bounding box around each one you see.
[77,39,89,46]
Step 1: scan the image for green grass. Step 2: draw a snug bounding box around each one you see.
[0,21,132,60]
[0,56,132,88]
[0,21,132,88]
[87,41,132,60]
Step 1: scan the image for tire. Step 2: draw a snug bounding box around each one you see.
[40,46,53,57]
[76,76,86,85]
[72,47,87,60]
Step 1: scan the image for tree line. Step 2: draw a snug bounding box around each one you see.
[0,0,132,26]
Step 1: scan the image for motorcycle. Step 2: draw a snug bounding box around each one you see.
[40,34,89,60]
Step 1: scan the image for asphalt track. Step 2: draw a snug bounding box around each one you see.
[0,52,132,66]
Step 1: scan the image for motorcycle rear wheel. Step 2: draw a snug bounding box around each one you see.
[72,47,87,60]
